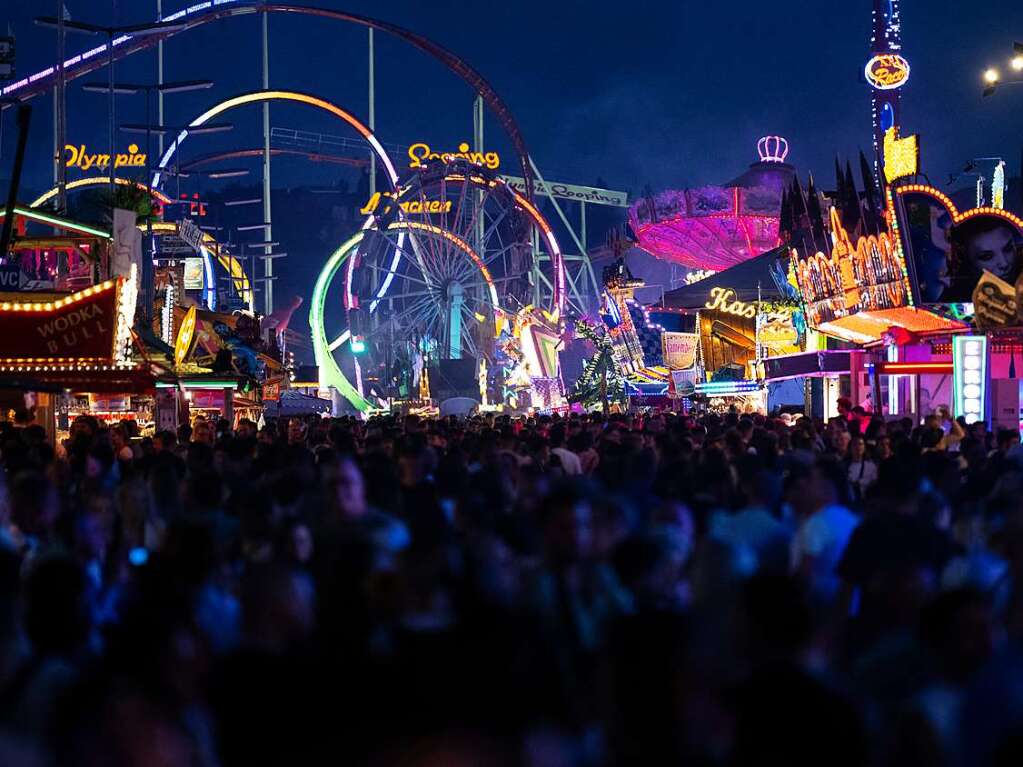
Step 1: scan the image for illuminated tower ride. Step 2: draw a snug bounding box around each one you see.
[865,0,910,180]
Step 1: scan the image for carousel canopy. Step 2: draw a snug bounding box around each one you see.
[628,138,794,270]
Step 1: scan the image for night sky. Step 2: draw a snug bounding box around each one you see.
[3,1,1023,198]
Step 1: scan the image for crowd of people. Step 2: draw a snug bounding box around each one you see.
[0,401,1022,766]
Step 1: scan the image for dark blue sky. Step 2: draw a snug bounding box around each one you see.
[3,1,1023,198]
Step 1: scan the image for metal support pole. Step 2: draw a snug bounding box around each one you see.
[55,0,66,216]
[473,95,485,264]
[368,27,375,196]
[108,20,115,195]
[580,201,586,254]
[157,0,164,155]
[260,11,273,315]
[143,88,154,325]
[1,106,32,260]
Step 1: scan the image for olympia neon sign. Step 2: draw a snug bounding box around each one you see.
[408,142,500,170]
[65,143,147,171]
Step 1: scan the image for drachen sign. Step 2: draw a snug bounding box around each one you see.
[499,175,629,207]
[0,283,118,361]
[704,287,757,318]
[360,191,452,216]
[407,142,499,170]
[65,143,147,171]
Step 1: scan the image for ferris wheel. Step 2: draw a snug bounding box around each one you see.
[311,159,565,410]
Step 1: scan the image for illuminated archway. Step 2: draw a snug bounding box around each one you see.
[29,177,173,209]
[4,2,535,192]
[894,184,1023,229]
[151,90,399,191]
[311,221,501,412]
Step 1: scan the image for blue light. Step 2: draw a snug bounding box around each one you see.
[880,102,895,132]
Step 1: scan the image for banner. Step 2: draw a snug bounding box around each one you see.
[0,281,118,361]
[662,332,699,370]
[263,379,282,402]
[498,175,629,207]
[669,367,700,397]
[757,309,800,355]
[177,218,205,254]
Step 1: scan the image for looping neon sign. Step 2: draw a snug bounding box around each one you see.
[408,142,500,170]
[705,287,757,318]
[865,54,910,90]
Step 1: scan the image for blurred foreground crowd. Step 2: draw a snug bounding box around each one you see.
[1,402,1023,766]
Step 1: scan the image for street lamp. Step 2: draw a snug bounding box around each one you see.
[982,41,1023,96]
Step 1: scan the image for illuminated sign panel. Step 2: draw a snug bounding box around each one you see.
[183,258,205,291]
[953,335,988,425]
[0,281,119,363]
[865,54,910,90]
[408,142,499,170]
[65,143,146,171]
[883,127,918,183]
[791,207,910,328]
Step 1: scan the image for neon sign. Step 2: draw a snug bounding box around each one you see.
[65,143,146,171]
[705,287,757,318]
[865,54,911,90]
[408,142,500,170]
[953,335,988,425]
[359,191,452,215]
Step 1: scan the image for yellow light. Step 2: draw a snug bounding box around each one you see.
[883,127,919,183]
[1012,56,1023,72]
[175,306,198,367]
[984,68,1000,84]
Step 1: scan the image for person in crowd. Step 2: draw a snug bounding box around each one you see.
[845,433,878,504]
[0,406,1021,766]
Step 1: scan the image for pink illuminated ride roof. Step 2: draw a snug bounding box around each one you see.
[629,138,795,271]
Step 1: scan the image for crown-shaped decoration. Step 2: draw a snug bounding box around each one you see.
[757,135,789,164]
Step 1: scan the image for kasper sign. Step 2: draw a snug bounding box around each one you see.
[0,283,119,362]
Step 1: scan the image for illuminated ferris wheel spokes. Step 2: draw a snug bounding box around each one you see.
[351,223,499,361]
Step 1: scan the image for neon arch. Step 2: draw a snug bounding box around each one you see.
[2,2,535,194]
[29,177,173,209]
[151,90,399,191]
[894,184,1023,230]
[311,221,502,412]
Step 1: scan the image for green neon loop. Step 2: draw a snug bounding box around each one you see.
[311,221,500,412]
[310,231,375,413]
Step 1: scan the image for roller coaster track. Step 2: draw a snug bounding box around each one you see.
[2,1,535,194]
